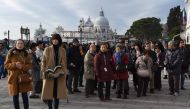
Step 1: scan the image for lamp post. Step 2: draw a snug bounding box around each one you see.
[4,30,10,46]
[26,27,30,41]
[21,26,23,39]
[78,19,84,44]
[114,29,117,45]
[20,26,30,41]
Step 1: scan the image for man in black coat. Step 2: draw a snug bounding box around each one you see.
[67,38,83,93]
[179,40,190,90]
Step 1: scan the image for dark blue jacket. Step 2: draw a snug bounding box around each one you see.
[164,48,181,75]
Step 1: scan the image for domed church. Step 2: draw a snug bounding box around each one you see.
[62,9,116,44]
[83,9,114,44]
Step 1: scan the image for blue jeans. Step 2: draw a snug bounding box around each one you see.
[0,64,6,77]
[13,93,29,109]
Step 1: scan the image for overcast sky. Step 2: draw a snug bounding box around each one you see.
[0,0,185,40]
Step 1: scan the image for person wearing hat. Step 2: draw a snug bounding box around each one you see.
[41,34,67,109]
[67,38,83,93]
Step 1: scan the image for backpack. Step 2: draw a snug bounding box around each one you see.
[115,53,127,73]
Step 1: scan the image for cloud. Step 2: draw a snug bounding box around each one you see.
[1,0,40,18]
[0,0,185,40]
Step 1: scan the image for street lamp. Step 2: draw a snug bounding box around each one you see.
[4,30,10,45]
[114,29,117,45]
[78,19,84,44]
[20,26,30,41]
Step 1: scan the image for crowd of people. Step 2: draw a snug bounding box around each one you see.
[0,34,190,109]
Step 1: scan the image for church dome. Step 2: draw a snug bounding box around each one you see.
[94,10,109,27]
[85,17,94,27]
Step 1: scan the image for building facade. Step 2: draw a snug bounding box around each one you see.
[62,9,116,44]
[185,0,190,44]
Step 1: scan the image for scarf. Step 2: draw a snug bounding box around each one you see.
[114,52,122,65]
[53,45,59,66]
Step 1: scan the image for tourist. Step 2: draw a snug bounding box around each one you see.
[41,34,67,109]
[94,42,114,101]
[84,44,96,98]
[154,42,165,91]
[0,42,8,78]
[135,50,153,97]
[28,43,41,98]
[67,38,83,93]
[165,41,181,96]
[5,39,32,109]
[113,45,129,99]
[144,42,157,93]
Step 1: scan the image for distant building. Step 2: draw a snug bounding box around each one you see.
[185,0,190,44]
[62,9,116,45]
[34,24,50,42]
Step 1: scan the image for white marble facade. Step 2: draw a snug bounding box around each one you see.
[62,9,115,44]
[185,0,190,44]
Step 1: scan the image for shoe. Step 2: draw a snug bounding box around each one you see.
[30,94,39,98]
[73,89,82,93]
[117,94,121,98]
[136,94,141,97]
[2,76,6,78]
[150,89,154,93]
[99,97,105,102]
[90,92,96,95]
[105,97,112,101]
[115,90,119,94]
[134,86,138,92]
[79,84,84,87]
[68,91,74,94]
[142,93,147,96]
[85,94,89,98]
[168,92,174,95]
[163,75,168,79]
[123,95,127,99]
[181,87,186,90]
[174,92,179,96]
[112,85,116,89]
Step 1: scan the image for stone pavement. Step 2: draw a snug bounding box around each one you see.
[0,74,190,109]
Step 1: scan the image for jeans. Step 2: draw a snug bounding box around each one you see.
[0,64,6,77]
[13,93,29,109]
[67,69,79,91]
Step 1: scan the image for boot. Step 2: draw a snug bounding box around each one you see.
[117,94,121,98]
[123,94,127,99]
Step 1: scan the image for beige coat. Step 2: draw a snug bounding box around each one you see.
[41,45,67,100]
[84,50,95,80]
[135,56,153,78]
[4,49,32,96]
